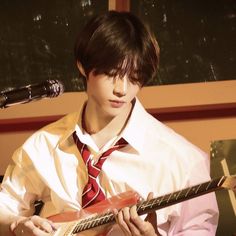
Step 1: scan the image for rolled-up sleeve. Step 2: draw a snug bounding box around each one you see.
[0,147,45,216]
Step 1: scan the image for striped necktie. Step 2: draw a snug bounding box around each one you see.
[73,131,127,208]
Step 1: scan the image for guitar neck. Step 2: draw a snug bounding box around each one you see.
[136,176,225,215]
[71,176,228,234]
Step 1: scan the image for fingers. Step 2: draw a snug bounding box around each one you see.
[147,192,154,201]
[145,192,162,236]
[129,206,152,235]
[26,216,56,232]
[11,215,56,236]
[114,205,156,236]
[115,206,139,235]
[113,192,159,236]
[145,192,156,220]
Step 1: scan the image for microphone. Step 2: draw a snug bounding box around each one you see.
[0,79,65,108]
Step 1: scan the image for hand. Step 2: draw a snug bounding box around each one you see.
[10,215,57,236]
[144,192,161,236]
[114,192,161,236]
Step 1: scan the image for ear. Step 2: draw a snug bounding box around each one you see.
[77,61,86,77]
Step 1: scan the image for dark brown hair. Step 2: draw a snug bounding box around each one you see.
[74,11,159,86]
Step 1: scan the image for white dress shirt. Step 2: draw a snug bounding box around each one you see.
[0,98,219,235]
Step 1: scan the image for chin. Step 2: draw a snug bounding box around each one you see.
[103,107,123,118]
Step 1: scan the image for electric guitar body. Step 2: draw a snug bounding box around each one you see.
[48,191,140,236]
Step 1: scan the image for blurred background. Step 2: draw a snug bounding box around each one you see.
[0,0,235,92]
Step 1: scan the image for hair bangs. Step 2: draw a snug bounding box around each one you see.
[94,53,144,86]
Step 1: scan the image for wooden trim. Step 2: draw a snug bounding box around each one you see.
[0,80,235,132]
[109,0,130,11]
[0,115,63,132]
[1,102,236,132]
[151,103,236,121]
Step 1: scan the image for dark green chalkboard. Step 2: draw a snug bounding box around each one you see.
[0,0,108,92]
[131,0,236,85]
[0,0,235,92]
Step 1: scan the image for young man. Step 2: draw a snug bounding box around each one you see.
[0,11,218,236]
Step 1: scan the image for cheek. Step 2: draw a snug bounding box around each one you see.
[129,85,140,98]
[87,81,110,100]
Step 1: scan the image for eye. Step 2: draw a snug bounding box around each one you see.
[103,75,114,83]
[129,76,142,86]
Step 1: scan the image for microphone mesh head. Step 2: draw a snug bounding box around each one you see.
[47,80,65,97]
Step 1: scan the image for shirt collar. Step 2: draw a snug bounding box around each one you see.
[57,103,85,147]
[58,98,148,154]
[120,98,148,153]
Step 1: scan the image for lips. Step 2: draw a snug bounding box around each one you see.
[109,100,125,108]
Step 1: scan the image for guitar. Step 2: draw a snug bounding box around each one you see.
[48,175,236,236]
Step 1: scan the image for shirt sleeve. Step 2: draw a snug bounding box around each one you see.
[161,154,219,236]
[0,147,45,216]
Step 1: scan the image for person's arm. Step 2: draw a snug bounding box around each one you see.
[166,157,219,235]
[168,193,218,236]
[0,209,25,236]
[11,215,56,236]
[0,209,56,236]
[0,148,56,236]
[0,180,57,236]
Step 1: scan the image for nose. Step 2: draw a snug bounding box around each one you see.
[113,76,127,97]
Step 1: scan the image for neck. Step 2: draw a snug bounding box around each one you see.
[83,102,133,148]
[84,102,132,135]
